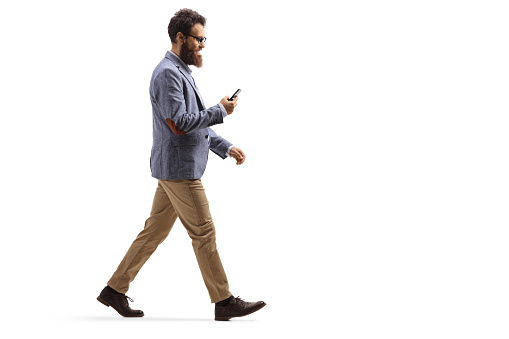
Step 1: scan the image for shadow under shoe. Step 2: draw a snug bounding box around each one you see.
[214,296,266,321]
[97,286,144,317]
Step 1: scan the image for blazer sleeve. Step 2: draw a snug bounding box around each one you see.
[152,69,224,135]
[208,127,233,159]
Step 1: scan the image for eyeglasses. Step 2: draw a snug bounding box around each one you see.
[186,34,206,44]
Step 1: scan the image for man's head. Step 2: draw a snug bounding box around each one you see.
[168,8,207,68]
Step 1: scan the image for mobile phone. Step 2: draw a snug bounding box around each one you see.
[228,89,242,101]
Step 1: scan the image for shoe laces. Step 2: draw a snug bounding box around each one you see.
[120,295,134,307]
[234,296,245,306]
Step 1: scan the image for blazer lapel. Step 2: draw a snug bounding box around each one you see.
[165,51,205,110]
[177,68,206,110]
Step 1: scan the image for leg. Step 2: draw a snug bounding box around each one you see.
[107,181,178,293]
[158,178,232,303]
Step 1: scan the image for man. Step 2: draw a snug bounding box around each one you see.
[97,8,265,321]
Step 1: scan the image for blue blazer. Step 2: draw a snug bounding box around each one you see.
[149,51,232,180]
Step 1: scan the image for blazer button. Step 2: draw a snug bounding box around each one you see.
[205,135,208,139]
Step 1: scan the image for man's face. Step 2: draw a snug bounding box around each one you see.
[180,23,205,68]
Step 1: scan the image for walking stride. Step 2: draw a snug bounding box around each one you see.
[97,8,266,321]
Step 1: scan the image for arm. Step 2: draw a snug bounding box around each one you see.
[153,69,224,135]
[208,127,233,159]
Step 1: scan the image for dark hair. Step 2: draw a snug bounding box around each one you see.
[168,8,207,44]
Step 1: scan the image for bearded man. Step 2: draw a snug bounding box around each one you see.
[97,8,266,321]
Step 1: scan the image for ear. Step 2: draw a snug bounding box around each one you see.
[176,32,186,45]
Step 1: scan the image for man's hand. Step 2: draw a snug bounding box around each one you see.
[229,147,246,165]
[220,96,238,115]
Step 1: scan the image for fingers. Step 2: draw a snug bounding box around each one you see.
[232,152,241,162]
[238,149,245,164]
[231,148,245,165]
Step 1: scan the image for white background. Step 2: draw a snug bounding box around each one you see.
[1,0,508,338]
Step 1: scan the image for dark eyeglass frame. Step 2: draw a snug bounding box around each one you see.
[186,34,207,44]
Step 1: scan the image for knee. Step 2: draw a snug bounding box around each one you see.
[189,220,216,245]
[142,216,173,237]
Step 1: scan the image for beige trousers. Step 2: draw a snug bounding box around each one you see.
[107,179,231,303]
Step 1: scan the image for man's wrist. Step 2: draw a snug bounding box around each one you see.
[218,103,227,118]
[226,145,234,158]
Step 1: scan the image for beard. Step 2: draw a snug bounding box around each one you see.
[180,41,203,68]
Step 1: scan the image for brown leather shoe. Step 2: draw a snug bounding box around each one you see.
[214,296,266,321]
[97,286,144,317]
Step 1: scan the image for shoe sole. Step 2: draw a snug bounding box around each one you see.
[214,303,266,321]
[97,296,144,317]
